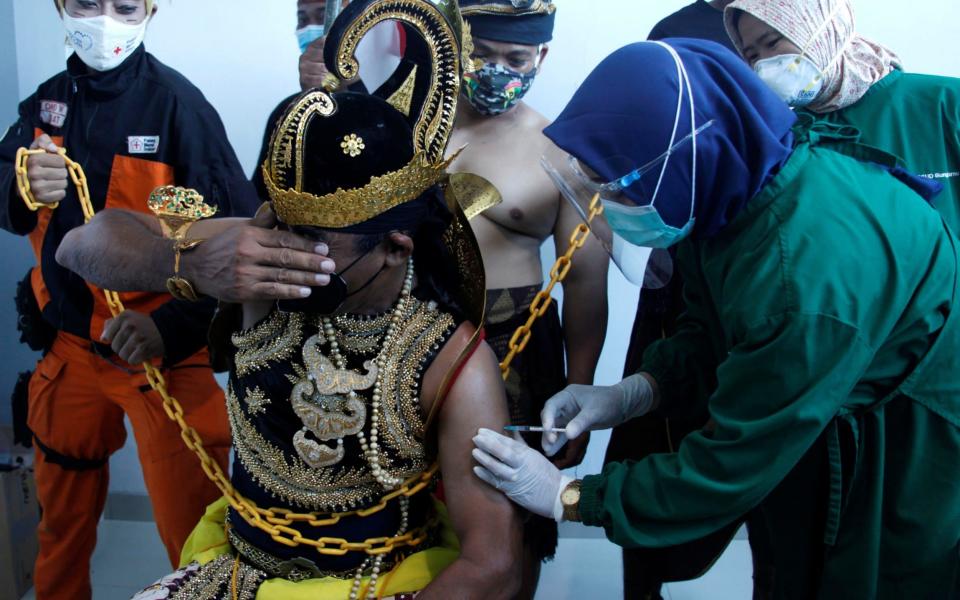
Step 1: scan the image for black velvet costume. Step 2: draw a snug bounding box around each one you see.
[227,296,458,577]
[131,1,495,598]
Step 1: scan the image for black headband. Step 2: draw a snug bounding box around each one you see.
[465,12,556,45]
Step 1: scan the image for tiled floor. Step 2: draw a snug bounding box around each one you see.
[21,520,752,599]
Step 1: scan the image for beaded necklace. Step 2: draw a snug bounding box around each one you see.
[320,257,415,598]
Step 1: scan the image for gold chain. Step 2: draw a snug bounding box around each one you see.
[15,147,437,555]
[499,194,604,380]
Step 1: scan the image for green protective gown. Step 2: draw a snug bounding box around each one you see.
[799,69,960,234]
[579,138,960,599]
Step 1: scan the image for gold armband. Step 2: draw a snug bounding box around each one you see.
[148,186,218,303]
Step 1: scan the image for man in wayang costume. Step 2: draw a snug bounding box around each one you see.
[449,4,609,593]
[58,1,522,598]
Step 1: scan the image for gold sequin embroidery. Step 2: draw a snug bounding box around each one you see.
[232,311,304,377]
[244,386,271,416]
[228,300,454,512]
[227,384,381,512]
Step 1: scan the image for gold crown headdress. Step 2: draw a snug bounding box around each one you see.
[264,0,472,229]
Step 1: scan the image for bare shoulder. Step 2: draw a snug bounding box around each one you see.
[421,321,501,424]
[514,103,553,145]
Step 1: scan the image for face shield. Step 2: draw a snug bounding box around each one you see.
[541,40,711,289]
[541,119,713,289]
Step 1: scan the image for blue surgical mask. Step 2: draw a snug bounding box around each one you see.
[603,202,695,249]
[297,24,325,54]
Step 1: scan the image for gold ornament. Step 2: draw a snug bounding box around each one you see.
[265,150,461,228]
[385,64,419,117]
[148,185,218,240]
[340,134,366,157]
[448,172,503,220]
[290,334,378,467]
[460,1,557,17]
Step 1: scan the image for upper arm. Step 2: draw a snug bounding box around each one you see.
[436,342,522,563]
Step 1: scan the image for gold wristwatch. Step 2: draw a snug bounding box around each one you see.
[561,479,583,523]
[148,186,217,303]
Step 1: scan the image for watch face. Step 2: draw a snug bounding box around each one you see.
[561,487,580,505]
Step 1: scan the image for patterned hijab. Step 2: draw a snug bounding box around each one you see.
[724,0,902,113]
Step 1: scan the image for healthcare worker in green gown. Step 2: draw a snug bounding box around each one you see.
[725,0,960,234]
[471,39,960,599]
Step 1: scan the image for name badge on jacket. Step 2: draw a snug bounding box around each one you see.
[128,136,160,154]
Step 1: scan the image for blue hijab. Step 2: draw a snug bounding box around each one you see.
[544,39,797,239]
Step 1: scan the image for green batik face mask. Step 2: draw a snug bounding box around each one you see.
[462,62,538,116]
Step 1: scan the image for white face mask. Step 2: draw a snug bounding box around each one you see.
[63,12,148,72]
[753,54,824,107]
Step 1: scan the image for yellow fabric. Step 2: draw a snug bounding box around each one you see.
[179,497,461,599]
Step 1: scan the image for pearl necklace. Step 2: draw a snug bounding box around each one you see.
[321,257,415,600]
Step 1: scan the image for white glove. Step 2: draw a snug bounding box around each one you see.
[472,428,572,521]
[541,373,657,457]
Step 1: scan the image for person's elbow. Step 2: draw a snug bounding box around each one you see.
[56,223,87,273]
[462,529,523,598]
[467,550,522,599]
[489,552,522,599]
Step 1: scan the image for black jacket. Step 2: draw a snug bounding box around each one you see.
[0,46,259,365]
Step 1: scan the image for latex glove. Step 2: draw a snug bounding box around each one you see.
[542,373,657,457]
[472,428,572,521]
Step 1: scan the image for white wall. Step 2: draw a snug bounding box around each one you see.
[5,0,960,492]
[0,0,41,429]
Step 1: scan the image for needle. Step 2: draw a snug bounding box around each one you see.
[503,426,567,433]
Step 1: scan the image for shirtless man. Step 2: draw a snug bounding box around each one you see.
[450,1,609,597]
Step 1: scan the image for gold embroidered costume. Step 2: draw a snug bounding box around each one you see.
[132,1,503,599]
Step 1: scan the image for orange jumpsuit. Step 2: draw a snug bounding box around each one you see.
[28,334,230,598]
[0,45,258,599]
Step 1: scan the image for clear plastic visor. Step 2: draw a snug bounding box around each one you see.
[540,120,714,289]
[540,156,673,290]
